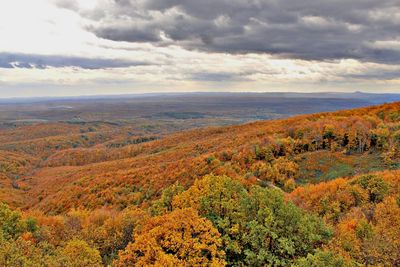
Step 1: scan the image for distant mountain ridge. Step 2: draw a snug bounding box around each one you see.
[0,91,399,104]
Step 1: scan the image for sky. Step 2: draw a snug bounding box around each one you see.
[0,0,399,98]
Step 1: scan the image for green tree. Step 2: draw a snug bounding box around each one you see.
[173,175,331,266]
[0,203,27,239]
[295,250,355,267]
[150,182,185,215]
[356,175,388,203]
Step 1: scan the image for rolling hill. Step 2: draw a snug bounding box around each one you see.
[5,101,396,212]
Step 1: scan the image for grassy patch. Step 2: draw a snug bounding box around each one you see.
[296,151,397,184]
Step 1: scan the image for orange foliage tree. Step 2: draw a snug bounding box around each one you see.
[115,208,225,266]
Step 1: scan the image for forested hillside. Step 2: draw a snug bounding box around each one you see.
[0,102,399,266]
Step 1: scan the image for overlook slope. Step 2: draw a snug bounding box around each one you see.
[0,102,397,213]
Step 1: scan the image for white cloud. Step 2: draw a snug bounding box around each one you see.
[0,0,398,97]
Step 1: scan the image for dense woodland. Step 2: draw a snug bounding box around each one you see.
[0,102,400,266]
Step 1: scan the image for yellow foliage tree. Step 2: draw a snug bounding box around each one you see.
[115,208,225,267]
[57,239,102,267]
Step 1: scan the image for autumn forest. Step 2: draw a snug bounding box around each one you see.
[0,96,399,266]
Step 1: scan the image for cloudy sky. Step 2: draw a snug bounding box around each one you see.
[0,0,399,97]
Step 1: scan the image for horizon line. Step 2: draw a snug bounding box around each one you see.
[1,90,400,101]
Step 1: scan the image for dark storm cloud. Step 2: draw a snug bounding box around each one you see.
[90,26,162,42]
[59,0,400,64]
[0,52,151,69]
[343,69,400,80]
